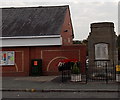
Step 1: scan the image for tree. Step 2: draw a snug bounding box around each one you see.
[73,40,82,44]
[82,39,88,45]
[73,39,88,45]
[73,39,88,56]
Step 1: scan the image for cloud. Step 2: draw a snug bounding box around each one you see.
[70,2,118,39]
[1,1,28,7]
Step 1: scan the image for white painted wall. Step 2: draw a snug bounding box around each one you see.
[0,35,62,47]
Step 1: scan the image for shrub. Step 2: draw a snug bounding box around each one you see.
[71,63,80,74]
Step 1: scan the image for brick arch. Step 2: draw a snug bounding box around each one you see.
[47,56,68,72]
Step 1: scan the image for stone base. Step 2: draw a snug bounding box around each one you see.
[116,74,120,82]
[71,74,81,82]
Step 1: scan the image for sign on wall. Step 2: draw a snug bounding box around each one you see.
[0,51,15,66]
[116,65,120,72]
[95,43,109,60]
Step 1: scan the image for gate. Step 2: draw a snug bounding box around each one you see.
[86,60,116,83]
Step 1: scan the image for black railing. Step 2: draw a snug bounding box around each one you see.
[58,62,82,82]
[58,60,116,83]
[87,61,116,83]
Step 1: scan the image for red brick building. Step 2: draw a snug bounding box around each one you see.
[1,5,86,76]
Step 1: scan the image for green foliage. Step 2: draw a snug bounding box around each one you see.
[82,39,88,45]
[71,63,80,74]
[73,39,88,56]
[73,39,88,45]
[73,40,82,44]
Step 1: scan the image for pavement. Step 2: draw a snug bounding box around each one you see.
[2,76,120,92]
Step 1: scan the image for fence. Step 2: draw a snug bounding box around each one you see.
[58,60,116,83]
[58,60,81,82]
[86,60,116,83]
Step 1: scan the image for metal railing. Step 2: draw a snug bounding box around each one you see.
[86,61,116,83]
[58,60,116,83]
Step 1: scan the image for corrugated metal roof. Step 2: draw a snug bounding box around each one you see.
[1,5,68,37]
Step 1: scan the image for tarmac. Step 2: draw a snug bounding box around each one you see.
[1,76,120,92]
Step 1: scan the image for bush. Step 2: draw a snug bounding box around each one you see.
[71,63,80,74]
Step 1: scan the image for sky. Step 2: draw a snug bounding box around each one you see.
[0,0,119,40]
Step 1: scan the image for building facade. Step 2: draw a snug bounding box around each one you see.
[0,6,86,76]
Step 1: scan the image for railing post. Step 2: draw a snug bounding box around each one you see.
[105,62,108,84]
[113,61,116,80]
[62,70,63,82]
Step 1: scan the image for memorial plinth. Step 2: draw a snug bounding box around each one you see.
[87,22,118,80]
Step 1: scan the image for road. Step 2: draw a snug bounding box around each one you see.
[2,91,120,98]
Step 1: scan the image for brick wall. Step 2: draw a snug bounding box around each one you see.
[2,45,86,76]
[2,47,30,76]
[60,8,74,45]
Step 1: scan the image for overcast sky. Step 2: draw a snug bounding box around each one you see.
[0,0,119,40]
